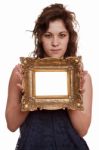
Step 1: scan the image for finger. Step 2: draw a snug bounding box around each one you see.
[79,89,85,94]
[16,64,23,73]
[82,70,88,76]
[16,71,23,82]
[17,83,24,95]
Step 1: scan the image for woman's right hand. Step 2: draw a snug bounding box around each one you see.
[5,64,29,132]
[15,64,24,93]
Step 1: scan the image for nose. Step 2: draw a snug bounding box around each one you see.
[51,36,59,47]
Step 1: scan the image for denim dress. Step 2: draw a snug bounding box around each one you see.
[15,110,89,150]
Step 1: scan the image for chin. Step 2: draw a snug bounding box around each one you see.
[51,55,63,59]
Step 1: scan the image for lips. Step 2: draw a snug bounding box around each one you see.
[51,49,61,53]
[51,49,61,51]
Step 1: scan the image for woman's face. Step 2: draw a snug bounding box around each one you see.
[41,19,69,58]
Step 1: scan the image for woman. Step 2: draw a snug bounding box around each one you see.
[5,3,92,150]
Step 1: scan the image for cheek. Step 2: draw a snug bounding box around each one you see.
[42,41,50,49]
[64,39,69,47]
[62,41,68,49]
[42,42,49,52]
[42,43,47,50]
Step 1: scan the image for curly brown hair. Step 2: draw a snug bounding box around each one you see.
[33,3,78,58]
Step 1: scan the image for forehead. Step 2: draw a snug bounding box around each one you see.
[47,19,67,32]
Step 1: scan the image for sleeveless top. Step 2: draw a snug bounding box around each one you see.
[15,110,89,150]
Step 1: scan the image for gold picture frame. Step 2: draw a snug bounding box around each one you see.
[20,56,84,111]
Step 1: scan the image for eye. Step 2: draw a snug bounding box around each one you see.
[59,33,66,38]
[44,33,52,38]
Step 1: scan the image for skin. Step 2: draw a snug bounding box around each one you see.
[41,20,69,58]
[5,19,93,137]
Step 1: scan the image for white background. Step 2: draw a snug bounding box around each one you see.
[0,0,98,149]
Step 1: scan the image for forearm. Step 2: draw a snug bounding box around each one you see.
[68,110,91,137]
[5,103,29,132]
[68,73,92,137]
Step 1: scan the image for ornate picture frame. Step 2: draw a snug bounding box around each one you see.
[20,56,84,111]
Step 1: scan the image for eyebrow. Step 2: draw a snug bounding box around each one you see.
[59,31,68,34]
[45,31,68,34]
